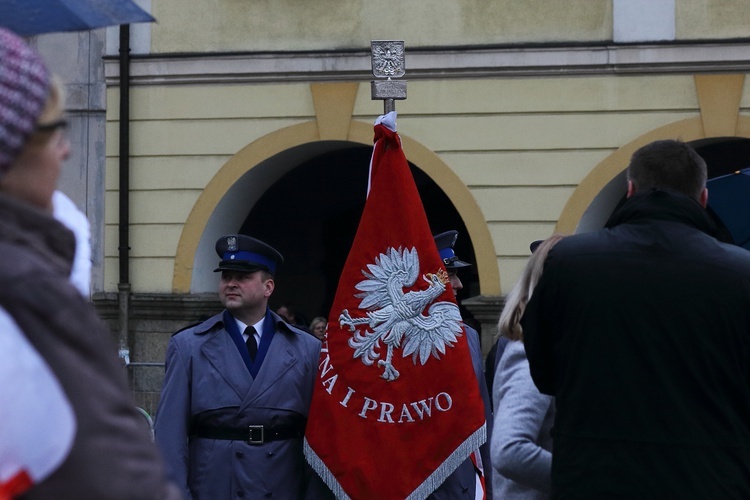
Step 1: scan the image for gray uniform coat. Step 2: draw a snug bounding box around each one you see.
[429,324,493,499]
[155,311,321,499]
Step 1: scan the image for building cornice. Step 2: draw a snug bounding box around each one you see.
[104,41,750,86]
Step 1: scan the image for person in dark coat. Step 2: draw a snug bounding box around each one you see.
[521,139,750,498]
[154,234,323,499]
[0,28,181,499]
[429,230,493,499]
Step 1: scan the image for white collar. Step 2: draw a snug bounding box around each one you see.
[236,317,264,340]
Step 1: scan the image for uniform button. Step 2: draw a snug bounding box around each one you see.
[235,451,244,458]
[267,452,274,457]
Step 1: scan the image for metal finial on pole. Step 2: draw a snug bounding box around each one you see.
[371,40,407,114]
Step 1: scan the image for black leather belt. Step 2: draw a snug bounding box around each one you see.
[192,423,304,445]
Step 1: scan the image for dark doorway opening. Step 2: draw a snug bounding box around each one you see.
[692,137,750,178]
[239,145,479,331]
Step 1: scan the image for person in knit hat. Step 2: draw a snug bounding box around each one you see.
[0,29,51,178]
[0,28,61,210]
[0,28,181,499]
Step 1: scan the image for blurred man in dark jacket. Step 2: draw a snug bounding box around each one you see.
[522,139,750,498]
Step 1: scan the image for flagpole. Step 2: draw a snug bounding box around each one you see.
[370,40,407,114]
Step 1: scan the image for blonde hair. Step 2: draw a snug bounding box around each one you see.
[309,316,327,330]
[497,234,565,341]
[39,76,64,122]
[25,76,65,149]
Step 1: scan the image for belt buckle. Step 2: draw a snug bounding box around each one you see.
[248,425,264,445]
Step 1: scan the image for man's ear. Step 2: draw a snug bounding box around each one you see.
[264,277,275,297]
[627,180,636,198]
[699,187,708,208]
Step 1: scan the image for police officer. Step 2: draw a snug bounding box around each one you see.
[154,234,322,499]
[429,230,494,499]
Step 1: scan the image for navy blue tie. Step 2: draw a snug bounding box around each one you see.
[245,326,258,361]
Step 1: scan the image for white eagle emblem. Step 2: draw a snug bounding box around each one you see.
[340,246,463,381]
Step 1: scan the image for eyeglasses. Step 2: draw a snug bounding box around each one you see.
[31,119,70,152]
[35,119,68,133]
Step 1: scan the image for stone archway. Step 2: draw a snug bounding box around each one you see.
[172,83,500,300]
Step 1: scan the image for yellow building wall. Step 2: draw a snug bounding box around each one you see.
[105,73,705,294]
[150,0,612,53]
[676,0,750,39]
[146,0,750,54]
[105,83,316,291]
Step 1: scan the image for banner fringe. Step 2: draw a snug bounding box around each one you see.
[305,422,486,500]
[407,422,486,500]
[304,438,351,500]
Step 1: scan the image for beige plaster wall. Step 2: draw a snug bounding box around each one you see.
[105,83,318,291]
[146,0,750,54]
[676,0,750,39]
[149,0,612,53]
[105,73,702,294]
[151,0,750,53]
[398,76,698,288]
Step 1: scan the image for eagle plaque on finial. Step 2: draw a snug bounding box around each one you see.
[371,40,407,113]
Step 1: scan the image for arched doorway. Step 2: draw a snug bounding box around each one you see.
[239,145,480,330]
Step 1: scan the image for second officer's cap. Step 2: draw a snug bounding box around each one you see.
[214,234,284,275]
[433,230,471,269]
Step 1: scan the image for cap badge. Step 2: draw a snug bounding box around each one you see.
[227,236,237,252]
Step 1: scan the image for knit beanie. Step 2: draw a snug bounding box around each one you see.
[0,28,51,177]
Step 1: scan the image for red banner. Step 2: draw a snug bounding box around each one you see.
[305,113,486,499]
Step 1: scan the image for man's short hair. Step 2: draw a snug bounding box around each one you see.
[627,140,707,200]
